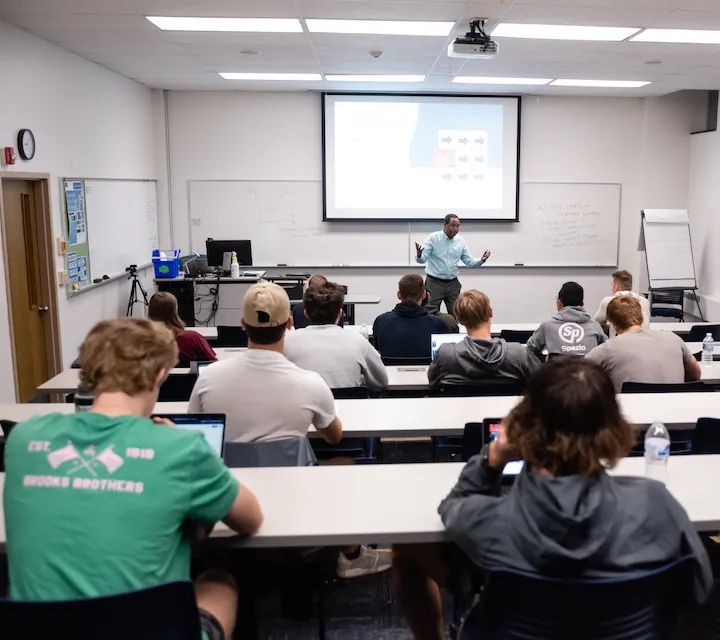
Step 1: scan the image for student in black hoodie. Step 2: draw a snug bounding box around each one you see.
[394,358,712,640]
[373,274,449,360]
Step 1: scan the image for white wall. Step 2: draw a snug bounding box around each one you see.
[167,90,698,325]
[0,20,164,399]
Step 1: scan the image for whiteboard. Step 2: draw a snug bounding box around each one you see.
[84,180,159,280]
[642,209,697,289]
[188,180,620,267]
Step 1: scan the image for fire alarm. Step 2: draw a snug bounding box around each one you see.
[3,147,16,166]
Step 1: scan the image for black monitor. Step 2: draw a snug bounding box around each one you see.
[205,239,253,268]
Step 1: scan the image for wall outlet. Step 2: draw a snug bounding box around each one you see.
[57,270,68,286]
[57,237,68,254]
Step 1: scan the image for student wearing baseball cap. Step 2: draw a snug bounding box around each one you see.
[189,282,342,445]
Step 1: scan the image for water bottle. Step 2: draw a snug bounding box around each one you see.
[644,421,670,484]
[702,333,714,364]
[230,251,240,278]
[359,324,369,340]
[74,385,94,412]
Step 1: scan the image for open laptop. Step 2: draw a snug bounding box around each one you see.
[151,414,226,457]
[431,333,465,360]
[484,418,524,479]
[192,360,215,375]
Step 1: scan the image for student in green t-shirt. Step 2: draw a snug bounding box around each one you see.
[3,318,263,640]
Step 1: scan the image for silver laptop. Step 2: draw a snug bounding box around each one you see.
[152,413,226,457]
[431,333,465,360]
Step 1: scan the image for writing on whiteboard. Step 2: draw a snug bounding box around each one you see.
[537,203,609,250]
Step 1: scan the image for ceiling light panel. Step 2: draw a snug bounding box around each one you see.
[305,19,454,37]
[492,23,641,42]
[325,74,425,82]
[551,79,651,88]
[219,73,322,81]
[146,16,303,32]
[452,77,552,85]
[631,29,720,44]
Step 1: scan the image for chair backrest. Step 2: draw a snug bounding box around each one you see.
[461,423,485,462]
[650,291,684,320]
[381,356,432,366]
[499,330,534,345]
[691,417,720,454]
[158,373,198,402]
[224,438,317,467]
[332,386,369,399]
[464,557,693,640]
[621,381,711,394]
[216,325,248,347]
[0,580,202,640]
[688,324,720,342]
[441,382,524,397]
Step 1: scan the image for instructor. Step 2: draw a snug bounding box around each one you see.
[414,214,491,315]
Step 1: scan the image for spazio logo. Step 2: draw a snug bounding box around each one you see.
[558,323,586,352]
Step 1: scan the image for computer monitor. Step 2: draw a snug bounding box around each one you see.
[152,414,226,457]
[430,334,465,360]
[206,239,253,269]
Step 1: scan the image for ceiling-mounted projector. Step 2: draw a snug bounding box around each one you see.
[448,19,498,59]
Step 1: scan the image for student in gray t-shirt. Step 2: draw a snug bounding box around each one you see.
[585,295,701,392]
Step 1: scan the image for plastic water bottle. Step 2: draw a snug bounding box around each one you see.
[74,386,94,412]
[702,333,714,364]
[230,251,240,278]
[359,324,369,340]
[644,421,670,484]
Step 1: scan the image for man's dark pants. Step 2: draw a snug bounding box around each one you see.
[425,274,462,316]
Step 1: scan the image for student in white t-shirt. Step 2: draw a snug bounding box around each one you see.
[594,270,651,332]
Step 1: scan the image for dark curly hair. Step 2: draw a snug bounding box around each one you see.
[504,358,634,475]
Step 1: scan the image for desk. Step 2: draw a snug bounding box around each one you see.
[2,455,720,549]
[7,393,720,438]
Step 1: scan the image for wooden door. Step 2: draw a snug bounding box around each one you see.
[2,180,49,401]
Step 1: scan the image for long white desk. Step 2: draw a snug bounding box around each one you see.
[5,393,720,437]
[2,455,720,549]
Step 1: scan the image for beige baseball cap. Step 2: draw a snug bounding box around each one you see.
[242,282,291,328]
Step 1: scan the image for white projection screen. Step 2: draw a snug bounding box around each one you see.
[322,93,521,222]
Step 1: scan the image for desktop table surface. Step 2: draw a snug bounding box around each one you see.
[1,455,719,549]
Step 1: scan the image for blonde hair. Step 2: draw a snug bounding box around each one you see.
[606,296,643,332]
[454,290,491,329]
[79,318,178,396]
[148,292,185,336]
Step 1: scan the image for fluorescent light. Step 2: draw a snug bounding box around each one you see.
[146,16,302,32]
[631,29,720,44]
[453,76,552,86]
[325,74,426,83]
[219,73,323,81]
[492,23,640,42]
[305,19,453,36]
[551,79,651,88]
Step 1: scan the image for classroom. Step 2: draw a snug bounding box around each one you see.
[3,0,720,638]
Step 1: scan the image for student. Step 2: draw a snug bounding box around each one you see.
[428,290,541,387]
[293,274,342,330]
[148,291,217,362]
[189,282,343,443]
[285,282,388,391]
[394,358,712,640]
[586,296,701,392]
[526,282,607,358]
[372,274,449,360]
[595,270,651,331]
[3,318,263,640]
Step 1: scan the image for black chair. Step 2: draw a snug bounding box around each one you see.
[0,580,202,640]
[381,356,432,366]
[650,290,684,321]
[500,330,534,344]
[621,381,712,394]
[0,421,17,473]
[216,325,248,347]
[456,556,694,640]
[691,418,720,454]
[224,439,317,467]
[461,422,485,462]
[331,386,369,399]
[440,382,524,397]
[158,374,198,402]
[311,437,378,464]
[688,324,720,342]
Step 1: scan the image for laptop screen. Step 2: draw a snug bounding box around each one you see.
[153,414,226,457]
[431,334,465,360]
[486,421,524,476]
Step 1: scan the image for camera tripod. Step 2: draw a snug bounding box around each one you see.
[126,264,149,317]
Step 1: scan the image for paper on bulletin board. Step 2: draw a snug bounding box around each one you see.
[65,181,87,246]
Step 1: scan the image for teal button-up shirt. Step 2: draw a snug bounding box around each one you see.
[415,231,485,280]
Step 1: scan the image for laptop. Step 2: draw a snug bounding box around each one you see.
[483,418,525,479]
[151,414,226,457]
[192,360,215,375]
[431,333,465,360]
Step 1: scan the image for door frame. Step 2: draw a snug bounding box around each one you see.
[0,172,62,401]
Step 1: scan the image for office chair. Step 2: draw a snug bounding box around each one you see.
[0,581,202,640]
[688,324,720,342]
[455,556,694,640]
[158,374,198,402]
[691,418,720,454]
[331,386,369,399]
[621,381,711,394]
[224,439,317,467]
[440,382,524,397]
[216,325,248,347]
[650,290,684,321]
[311,437,378,464]
[500,330,534,344]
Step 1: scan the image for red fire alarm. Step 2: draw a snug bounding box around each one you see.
[3,147,15,166]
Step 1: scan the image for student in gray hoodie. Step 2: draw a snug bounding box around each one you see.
[527,281,607,358]
[427,290,541,387]
[394,358,712,640]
